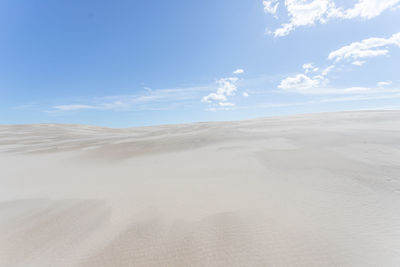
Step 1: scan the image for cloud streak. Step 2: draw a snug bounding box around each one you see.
[53,86,210,112]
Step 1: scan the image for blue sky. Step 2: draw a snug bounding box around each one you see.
[1,0,399,127]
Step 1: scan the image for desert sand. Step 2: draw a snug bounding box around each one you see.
[0,110,400,266]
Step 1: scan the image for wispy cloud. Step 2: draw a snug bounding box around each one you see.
[328,32,400,62]
[278,77,399,95]
[319,92,400,103]
[53,86,211,112]
[52,69,251,114]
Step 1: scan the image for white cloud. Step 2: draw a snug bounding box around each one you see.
[202,77,239,104]
[274,23,294,37]
[302,63,319,73]
[202,93,227,103]
[328,32,400,62]
[278,73,324,92]
[352,60,366,66]
[268,0,400,37]
[321,64,335,76]
[243,92,249,97]
[233,69,244,74]
[263,0,280,15]
[217,77,238,95]
[334,0,400,19]
[377,81,392,87]
[272,0,337,37]
[278,60,334,94]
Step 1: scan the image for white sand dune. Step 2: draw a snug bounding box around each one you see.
[0,110,400,266]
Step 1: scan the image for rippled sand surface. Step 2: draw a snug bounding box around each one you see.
[1,111,400,266]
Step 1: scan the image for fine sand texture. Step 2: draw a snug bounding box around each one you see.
[0,110,400,266]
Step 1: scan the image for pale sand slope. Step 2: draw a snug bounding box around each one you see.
[0,111,400,267]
